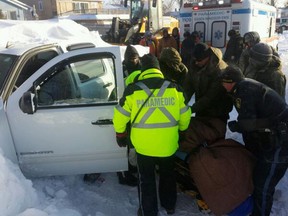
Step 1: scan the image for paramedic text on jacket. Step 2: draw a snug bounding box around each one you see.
[113,68,191,157]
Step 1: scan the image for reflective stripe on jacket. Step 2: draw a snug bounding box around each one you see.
[124,70,141,86]
[113,68,191,157]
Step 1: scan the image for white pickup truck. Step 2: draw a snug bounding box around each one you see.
[0,36,130,177]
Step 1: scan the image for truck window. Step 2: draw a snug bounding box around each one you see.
[36,54,117,107]
[16,51,58,88]
[0,54,17,92]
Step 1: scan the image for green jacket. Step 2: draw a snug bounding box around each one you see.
[244,55,286,98]
[184,47,233,122]
[113,68,191,157]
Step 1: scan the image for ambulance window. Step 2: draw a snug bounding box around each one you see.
[194,22,205,43]
[211,21,227,48]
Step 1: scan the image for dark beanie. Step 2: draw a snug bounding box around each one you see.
[228,29,236,37]
[250,42,273,62]
[124,45,139,60]
[193,42,211,61]
[220,66,244,83]
[141,53,160,71]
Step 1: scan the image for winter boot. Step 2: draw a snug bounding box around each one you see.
[117,171,138,187]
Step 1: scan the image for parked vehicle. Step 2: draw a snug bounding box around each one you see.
[179,0,278,51]
[0,20,129,177]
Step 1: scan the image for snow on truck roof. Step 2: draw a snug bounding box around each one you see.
[0,18,149,60]
[0,19,111,49]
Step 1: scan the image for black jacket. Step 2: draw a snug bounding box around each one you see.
[232,78,287,129]
[223,33,243,64]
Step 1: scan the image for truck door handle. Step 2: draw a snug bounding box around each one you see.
[91,119,113,125]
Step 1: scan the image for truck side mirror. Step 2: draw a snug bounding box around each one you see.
[19,91,36,114]
[152,0,157,7]
[124,0,128,7]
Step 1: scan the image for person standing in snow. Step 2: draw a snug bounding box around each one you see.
[171,27,180,52]
[139,31,157,57]
[220,65,288,216]
[223,29,243,64]
[157,28,178,58]
[239,31,279,75]
[180,31,195,68]
[181,43,233,151]
[244,42,286,98]
[113,54,191,216]
[116,45,142,187]
[159,47,188,88]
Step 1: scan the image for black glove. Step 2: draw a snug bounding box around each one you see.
[116,132,129,147]
[228,120,241,132]
[178,130,187,144]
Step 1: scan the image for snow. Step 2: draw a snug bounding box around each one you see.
[0,19,288,216]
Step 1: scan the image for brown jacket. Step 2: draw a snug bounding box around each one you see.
[157,35,177,57]
[188,139,255,216]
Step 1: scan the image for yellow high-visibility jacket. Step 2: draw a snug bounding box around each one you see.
[113,68,191,157]
[124,69,141,86]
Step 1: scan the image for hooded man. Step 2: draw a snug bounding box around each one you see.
[159,47,188,87]
[239,31,279,74]
[244,42,286,98]
[123,45,142,86]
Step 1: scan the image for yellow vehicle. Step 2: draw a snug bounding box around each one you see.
[104,0,179,45]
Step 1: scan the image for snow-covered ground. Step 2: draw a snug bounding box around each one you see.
[1,20,288,216]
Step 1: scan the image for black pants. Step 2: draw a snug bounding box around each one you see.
[244,129,288,216]
[137,153,176,216]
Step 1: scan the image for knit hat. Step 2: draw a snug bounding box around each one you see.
[141,53,160,71]
[220,66,244,83]
[249,42,273,62]
[191,31,200,39]
[228,29,236,37]
[193,42,211,61]
[124,45,139,60]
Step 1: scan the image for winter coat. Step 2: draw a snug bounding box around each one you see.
[180,36,195,67]
[159,47,188,88]
[239,45,279,74]
[188,138,255,216]
[157,36,178,58]
[113,68,191,157]
[223,33,243,64]
[230,78,288,157]
[183,47,233,122]
[179,117,227,153]
[244,56,286,98]
[139,38,157,57]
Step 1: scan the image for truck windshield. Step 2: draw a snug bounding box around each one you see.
[0,54,17,91]
[130,0,145,22]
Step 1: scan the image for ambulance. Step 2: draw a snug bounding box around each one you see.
[179,0,278,51]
